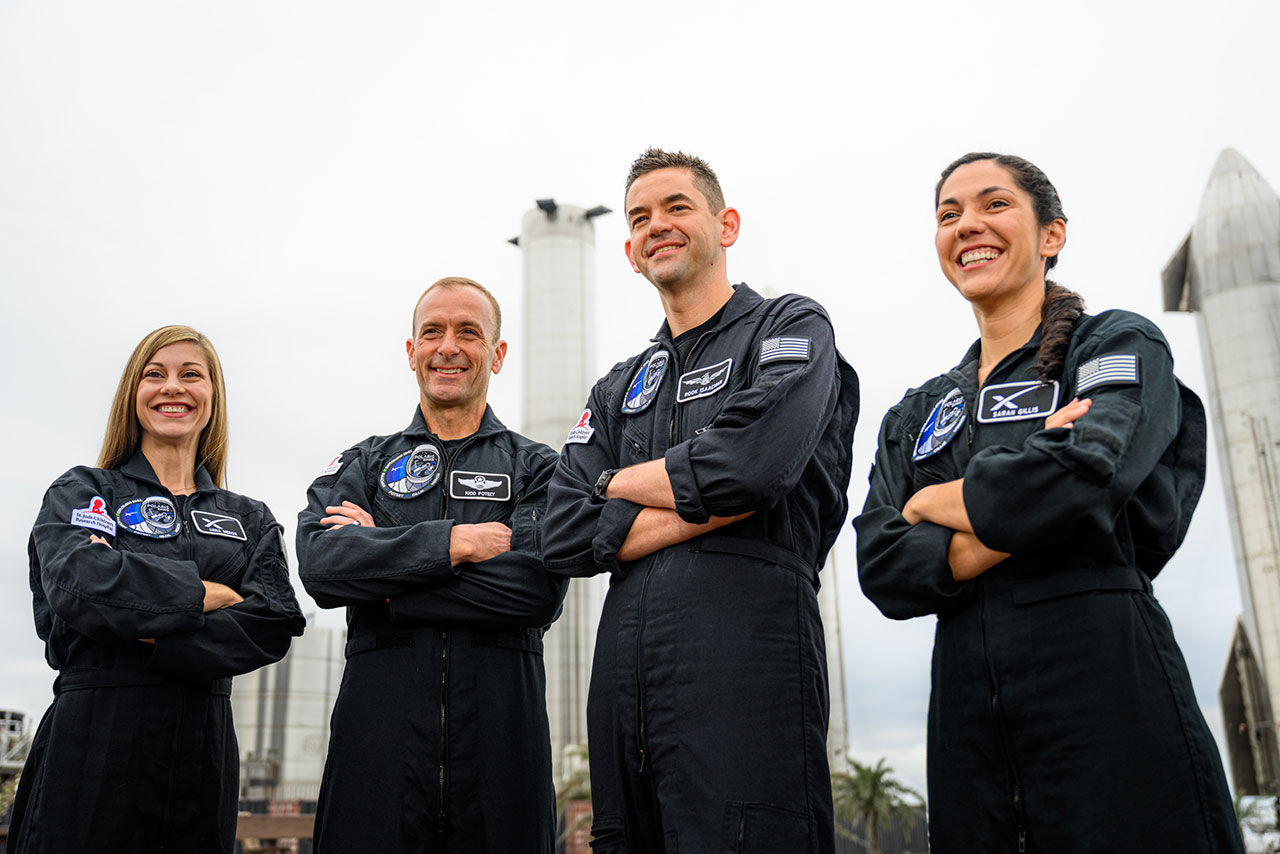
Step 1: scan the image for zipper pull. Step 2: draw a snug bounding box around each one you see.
[1018,829,1027,852]
[638,749,645,774]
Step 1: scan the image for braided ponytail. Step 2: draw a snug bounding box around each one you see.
[1035,282,1084,381]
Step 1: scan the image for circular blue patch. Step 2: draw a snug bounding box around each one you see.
[621,350,670,415]
[116,495,181,539]
[381,443,443,499]
[913,387,966,462]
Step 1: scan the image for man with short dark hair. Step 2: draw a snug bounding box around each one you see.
[298,277,567,852]
[544,149,859,851]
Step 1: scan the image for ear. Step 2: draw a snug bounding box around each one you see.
[405,338,415,369]
[719,207,741,248]
[1040,218,1066,260]
[624,239,641,273]
[491,340,508,375]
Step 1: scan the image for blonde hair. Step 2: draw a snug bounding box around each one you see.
[98,325,230,487]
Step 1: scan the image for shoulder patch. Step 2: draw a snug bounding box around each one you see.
[622,350,670,415]
[1077,353,1141,393]
[116,496,181,539]
[450,471,512,502]
[566,409,595,445]
[191,509,248,541]
[676,358,733,403]
[913,387,966,462]
[70,495,116,536]
[759,336,810,366]
[318,454,344,477]
[977,381,1060,424]
[381,443,443,499]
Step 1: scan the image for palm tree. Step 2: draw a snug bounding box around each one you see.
[831,757,924,854]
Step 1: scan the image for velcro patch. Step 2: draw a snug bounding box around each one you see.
[977,381,1060,424]
[759,336,810,366]
[566,409,595,445]
[676,358,733,404]
[1077,353,1141,393]
[191,510,247,541]
[913,387,965,462]
[116,496,181,539]
[70,495,116,536]
[450,471,512,502]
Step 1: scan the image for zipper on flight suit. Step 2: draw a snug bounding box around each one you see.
[978,587,1030,851]
[433,435,477,837]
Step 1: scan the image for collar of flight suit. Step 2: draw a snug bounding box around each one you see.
[649,282,763,347]
[118,447,216,493]
[400,404,507,444]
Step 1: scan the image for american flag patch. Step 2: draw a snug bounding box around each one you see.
[759,336,811,366]
[1076,353,1140,393]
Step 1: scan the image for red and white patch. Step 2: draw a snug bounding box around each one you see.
[71,495,117,536]
[566,409,595,445]
[318,454,344,477]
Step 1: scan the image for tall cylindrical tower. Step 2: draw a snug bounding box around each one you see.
[1164,148,1280,793]
[514,199,610,785]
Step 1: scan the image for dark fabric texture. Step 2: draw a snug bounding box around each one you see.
[297,406,565,853]
[8,451,305,854]
[855,310,1242,853]
[544,284,859,852]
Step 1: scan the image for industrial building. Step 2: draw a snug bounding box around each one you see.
[1163,148,1280,794]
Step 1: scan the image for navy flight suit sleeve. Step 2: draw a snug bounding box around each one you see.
[297,446,459,606]
[386,446,568,629]
[854,404,975,620]
[146,507,306,682]
[30,473,207,644]
[963,316,1182,554]
[543,374,646,578]
[664,305,841,523]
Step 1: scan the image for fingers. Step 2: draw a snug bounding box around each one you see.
[1045,397,1092,430]
[89,534,113,547]
[321,501,375,529]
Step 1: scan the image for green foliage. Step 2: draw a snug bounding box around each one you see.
[831,757,925,854]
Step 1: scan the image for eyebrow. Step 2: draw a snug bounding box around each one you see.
[145,361,205,368]
[626,192,695,219]
[937,186,1013,208]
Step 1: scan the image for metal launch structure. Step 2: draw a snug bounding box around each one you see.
[1163,148,1280,794]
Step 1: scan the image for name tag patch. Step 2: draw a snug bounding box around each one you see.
[676,358,733,404]
[1077,353,1141,393]
[977,381,1060,424]
[566,409,595,445]
[450,471,512,502]
[191,510,247,541]
[914,387,966,462]
[70,495,117,536]
[622,350,670,415]
[381,443,443,499]
[759,336,810,366]
[116,496,181,539]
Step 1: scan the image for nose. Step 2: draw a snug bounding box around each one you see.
[647,210,672,236]
[160,372,183,395]
[955,205,985,239]
[438,330,461,356]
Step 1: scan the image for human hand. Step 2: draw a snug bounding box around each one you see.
[201,581,245,612]
[1045,397,1091,430]
[449,522,512,565]
[89,535,112,547]
[322,501,375,529]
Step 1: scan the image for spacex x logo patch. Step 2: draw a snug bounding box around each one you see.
[191,510,247,541]
[977,381,1060,424]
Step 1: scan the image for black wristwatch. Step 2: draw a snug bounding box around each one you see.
[592,468,620,502]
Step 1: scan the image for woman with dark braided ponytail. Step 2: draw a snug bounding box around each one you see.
[855,153,1242,852]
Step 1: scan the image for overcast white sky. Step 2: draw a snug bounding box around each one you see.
[2,0,1277,794]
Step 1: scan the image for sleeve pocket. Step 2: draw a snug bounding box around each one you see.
[511,503,543,556]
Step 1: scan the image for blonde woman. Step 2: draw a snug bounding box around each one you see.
[8,325,304,854]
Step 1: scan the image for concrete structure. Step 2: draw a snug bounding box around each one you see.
[231,623,344,801]
[512,199,610,784]
[1164,147,1280,794]
[821,558,850,769]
